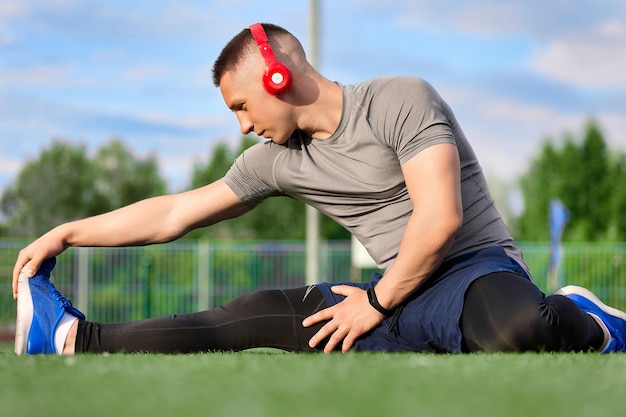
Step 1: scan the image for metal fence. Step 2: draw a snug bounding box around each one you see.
[0,239,358,326]
[2,239,626,328]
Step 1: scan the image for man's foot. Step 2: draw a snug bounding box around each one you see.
[555,285,626,353]
[15,258,85,355]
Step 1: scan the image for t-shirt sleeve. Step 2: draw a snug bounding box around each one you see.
[368,77,456,164]
[223,142,285,208]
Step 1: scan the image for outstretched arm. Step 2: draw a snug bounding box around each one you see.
[12,179,249,298]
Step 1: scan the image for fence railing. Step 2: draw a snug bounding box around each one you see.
[0,239,358,326]
[2,239,626,327]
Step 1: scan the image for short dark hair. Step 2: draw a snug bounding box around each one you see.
[212,23,292,88]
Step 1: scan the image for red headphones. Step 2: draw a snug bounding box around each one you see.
[249,23,293,96]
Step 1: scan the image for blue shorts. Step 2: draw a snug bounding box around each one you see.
[316,246,530,353]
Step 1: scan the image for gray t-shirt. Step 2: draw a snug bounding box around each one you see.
[224,76,527,273]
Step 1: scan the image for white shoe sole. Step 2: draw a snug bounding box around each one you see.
[14,268,34,356]
[555,285,626,321]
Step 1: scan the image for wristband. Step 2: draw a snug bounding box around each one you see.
[366,286,395,316]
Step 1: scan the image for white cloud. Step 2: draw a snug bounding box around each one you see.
[0,152,21,175]
[0,151,23,190]
[343,0,626,102]
[122,64,173,82]
[0,64,79,87]
[1,0,299,42]
[443,86,621,183]
[532,19,626,87]
[126,110,231,131]
[0,1,27,18]
[357,0,626,38]
[0,1,26,46]
[598,112,626,154]
[156,152,200,192]
[393,1,525,35]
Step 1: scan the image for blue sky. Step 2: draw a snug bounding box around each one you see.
[1,0,625,213]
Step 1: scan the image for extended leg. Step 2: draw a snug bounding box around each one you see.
[460,272,605,352]
[75,286,327,354]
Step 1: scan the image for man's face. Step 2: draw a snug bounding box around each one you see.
[219,55,295,145]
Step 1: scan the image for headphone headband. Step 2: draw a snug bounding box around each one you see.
[248,23,292,96]
[249,23,269,49]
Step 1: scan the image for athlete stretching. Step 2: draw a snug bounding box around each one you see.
[13,23,626,355]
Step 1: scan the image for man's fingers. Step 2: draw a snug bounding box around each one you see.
[12,257,35,300]
[24,260,38,278]
[308,319,338,349]
[304,286,377,353]
[330,285,359,297]
[341,332,358,353]
[324,326,349,353]
[302,305,334,327]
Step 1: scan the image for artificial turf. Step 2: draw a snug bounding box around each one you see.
[1,343,624,417]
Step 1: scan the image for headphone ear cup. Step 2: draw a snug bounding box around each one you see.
[263,62,292,96]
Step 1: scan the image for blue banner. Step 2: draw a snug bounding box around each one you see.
[548,199,569,274]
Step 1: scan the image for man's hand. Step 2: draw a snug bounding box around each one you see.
[302,285,385,353]
[12,230,67,299]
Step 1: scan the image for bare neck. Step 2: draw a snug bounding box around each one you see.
[295,73,343,139]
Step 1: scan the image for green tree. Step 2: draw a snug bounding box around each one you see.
[89,139,166,214]
[190,142,235,187]
[518,141,560,240]
[1,141,94,237]
[577,122,611,238]
[517,120,625,242]
[0,139,166,238]
[187,136,307,239]
[607,153,626,240]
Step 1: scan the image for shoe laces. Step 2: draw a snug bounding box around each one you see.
[45,277,85,319]
[48,281,73,310]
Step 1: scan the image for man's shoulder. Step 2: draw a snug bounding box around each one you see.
[353,75,431,90]
[349,76,438,106]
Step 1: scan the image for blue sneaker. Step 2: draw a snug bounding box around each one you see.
[15,258,85,355]
[555,285,626,353]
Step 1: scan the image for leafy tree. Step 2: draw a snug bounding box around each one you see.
[517,120,626,242]
[517,141,559,240]
[607,153,626,240]
[1,141,94,237]
[89,139,166,215]
[0,139,166,238]
[190,142,235,188]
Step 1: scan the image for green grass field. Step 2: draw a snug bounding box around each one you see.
[1,342,624,417]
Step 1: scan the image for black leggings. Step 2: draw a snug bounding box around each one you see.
[76,286,328,353]
[460,272,603,352]
[76,273,604,354]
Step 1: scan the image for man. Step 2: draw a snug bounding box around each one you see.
[13,23,626,356]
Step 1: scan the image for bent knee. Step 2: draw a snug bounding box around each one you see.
[463,302,562,352]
